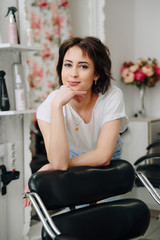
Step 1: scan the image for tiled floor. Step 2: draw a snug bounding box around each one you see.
[27,210,160,240]
[132,211,160,240]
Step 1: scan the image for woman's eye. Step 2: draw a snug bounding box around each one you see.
[64,63,72,67]
[80,65,88,69]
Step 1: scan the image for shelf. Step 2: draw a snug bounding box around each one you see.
[129,117,160,122]
[0,109,36,116]
[0,43,41,52]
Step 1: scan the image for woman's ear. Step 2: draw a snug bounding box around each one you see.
[94,74,100,82]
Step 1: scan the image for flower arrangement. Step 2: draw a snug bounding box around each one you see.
[121,58,160,88]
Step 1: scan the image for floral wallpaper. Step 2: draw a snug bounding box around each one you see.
[25,0,73,112]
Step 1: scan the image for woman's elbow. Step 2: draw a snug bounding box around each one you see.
[48,156,69,171]
[100,153,112,166]
[54,162,68,170]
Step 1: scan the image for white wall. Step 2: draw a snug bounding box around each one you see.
[105,0,160,118]
[68,0,90,37]
[134,0,160,118]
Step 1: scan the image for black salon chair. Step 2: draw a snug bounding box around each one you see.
[134,140,160,188]
[23,159,153,240]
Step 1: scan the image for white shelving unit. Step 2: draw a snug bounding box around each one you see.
[0,109,36,116]
[0,43,38,116]
[0,42,39,240]
[0,43,41,52]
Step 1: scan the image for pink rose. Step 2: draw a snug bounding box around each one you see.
[120,65,127,73]
[122,69,134,83]
[155,67,160,78]
[134,69,145,81]
[127,61,134,66]
[129,64,139,72]
[142,65,154,77]
[121,68,129,78]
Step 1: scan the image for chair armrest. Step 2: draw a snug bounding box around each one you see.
[29,159,135,210]
[134,153,160,166]
[147,140,160,151]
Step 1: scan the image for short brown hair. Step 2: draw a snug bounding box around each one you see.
[56,36,112,94]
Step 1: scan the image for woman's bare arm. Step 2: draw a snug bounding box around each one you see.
[38,85,86,170]
[69,118,121,167]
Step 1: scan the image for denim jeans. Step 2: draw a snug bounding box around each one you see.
[69,135,123,160]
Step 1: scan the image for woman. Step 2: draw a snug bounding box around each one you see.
[23,36,128,207]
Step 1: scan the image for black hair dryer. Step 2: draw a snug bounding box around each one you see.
[0,165,20,195]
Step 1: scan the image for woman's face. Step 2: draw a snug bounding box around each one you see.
[61,46,99,92]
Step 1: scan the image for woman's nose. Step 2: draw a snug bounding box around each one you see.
[71,67,78,77]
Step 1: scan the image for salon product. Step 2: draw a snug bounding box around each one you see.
[0,71,10,111]
[5,6,19,44]
[14,74,25,111]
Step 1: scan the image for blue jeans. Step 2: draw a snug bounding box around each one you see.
[69,135,123,160]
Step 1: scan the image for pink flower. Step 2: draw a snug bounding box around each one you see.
[32,62,44,78]
[127,61,134,66]
[47,80,55,89]
[30,12,41,30]
[134,69,145,81]
[122,69,134,83]
[121,68,129,78]
[155,67,160,78]
[129,64,139,72]
[56,15,65,29]
[41,43,52,60]
[38,0,49,9]
[120,65,127,73]
[124,72,134,83]
[121,58,160,88]
[58,0,68,7]
[45,32,53,42]
[53,25,60,37]
[142,65,154,77]
[51,2,58,21]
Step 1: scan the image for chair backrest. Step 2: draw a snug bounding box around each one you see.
[29,159,135,210]
[27,159,151,240]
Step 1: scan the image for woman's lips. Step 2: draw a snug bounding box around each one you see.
[68,81,80,86]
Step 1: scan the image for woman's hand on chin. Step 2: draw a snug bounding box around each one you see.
[53,85,87,107]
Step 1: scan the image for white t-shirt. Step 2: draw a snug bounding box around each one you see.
[37,84,128,153]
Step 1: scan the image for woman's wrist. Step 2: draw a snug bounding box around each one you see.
[51,99,63,111]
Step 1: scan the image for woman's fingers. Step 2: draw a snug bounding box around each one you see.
[74,90,87,97]
[23,164,54,208]
[73,95,81,103]
[72,91,86,103]
[54,85,87,106]
[23,184,30,208]
[23,198,31,208]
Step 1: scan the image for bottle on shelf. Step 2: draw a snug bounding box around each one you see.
[14,74,25,111]
[5,6,19,44]
[0,70,10,111]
